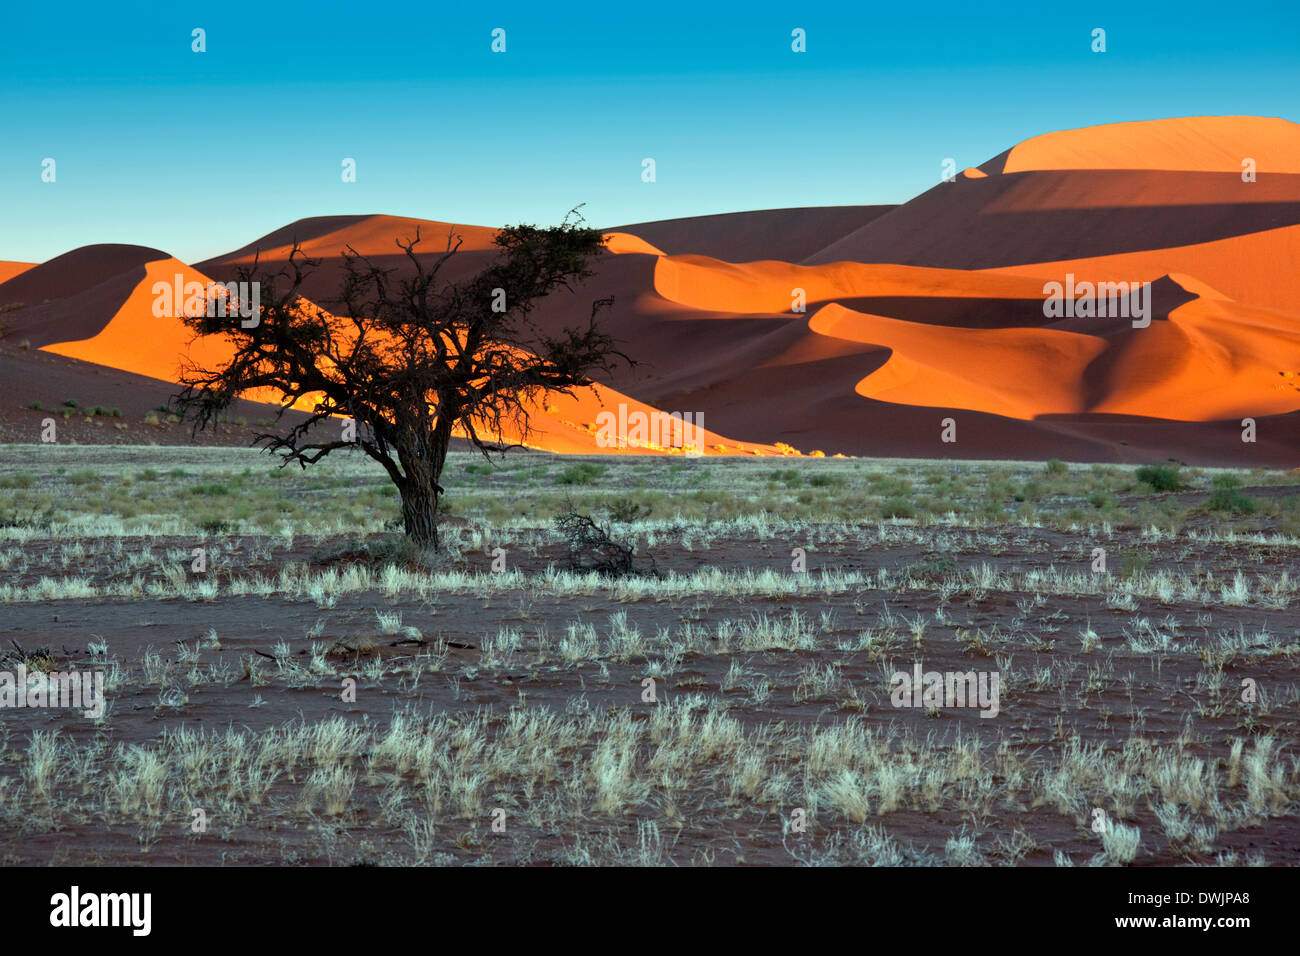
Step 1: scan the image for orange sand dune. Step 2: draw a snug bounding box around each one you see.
[15,116,1300,464]
[653,257,1052,314]
[0,262,35,285]
[1001,116,1300,174]
[804,169,1300,269]
[41,259,250,385]
[1086,278,1300,420]
[806,274,1300,423]
[609,206,895,264]
[38,258,773,456]
[197,215,518,312]
[982,223,1300,315]
[205,214,501,266]
[0,246,174,348]
[0,244,170,307]
[804,118,1300,270]
[808,302,1107,419]
[602,232,665,256]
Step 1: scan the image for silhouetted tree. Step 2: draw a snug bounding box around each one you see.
[174,210,626,547]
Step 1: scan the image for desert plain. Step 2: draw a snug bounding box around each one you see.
[0,115,1298,866]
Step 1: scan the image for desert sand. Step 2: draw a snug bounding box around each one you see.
[2,115,1297,464]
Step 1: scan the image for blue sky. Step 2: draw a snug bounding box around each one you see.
[1,0,1296,263]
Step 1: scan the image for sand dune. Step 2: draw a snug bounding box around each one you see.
[804,275,1300,423]
[653,256,1053,314]
[41,258,245,384]
[804,169,1300,269]
[981,223,1300,314]
[31,250,771,456]
[8,116,1297,464]
[0,262,34,285]
[808,302,1108,420]
[998,116,1300,174]
[0,244,170,307]
[608,206,895,263]
[202,214,501,266]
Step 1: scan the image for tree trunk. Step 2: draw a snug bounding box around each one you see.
[394,412,453,548]
[399,479,439,548]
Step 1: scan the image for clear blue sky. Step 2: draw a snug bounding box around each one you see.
[1,0,1296,263]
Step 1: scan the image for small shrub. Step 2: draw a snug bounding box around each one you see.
[554,510,657,578]
[768,468,802,488]
[1120,551,1152,578]
[558,462,606,485]
[62,398,78,409]
[1135,464,1182,492]
[0,507,52,530]
[608,498,652,523]
[1207,486,1256,515]
[1045,458,1068,476]
[881,496,915,519]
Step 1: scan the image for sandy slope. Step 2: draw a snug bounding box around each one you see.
[0,262,34,285]
[999,116,1300,174]
[4,116,1297,463]
[23,249,771,455]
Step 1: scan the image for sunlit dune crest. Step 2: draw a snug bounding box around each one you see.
[1001,116,1300,174]
[653,257,1051,313]
[603,232,666,256]
[982,223,1300,314]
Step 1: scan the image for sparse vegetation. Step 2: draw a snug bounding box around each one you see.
[1136,464,1183,492]
[0,446,1295,866]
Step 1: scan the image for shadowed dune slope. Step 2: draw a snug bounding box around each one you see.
[196,214,508,307]
[804,169,1300,269]
[609,206,896,263]
[0,245,170,308]
[0,245,180,348]
[806,118,1300,269]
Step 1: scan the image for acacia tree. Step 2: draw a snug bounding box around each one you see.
[174,211,627,548]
